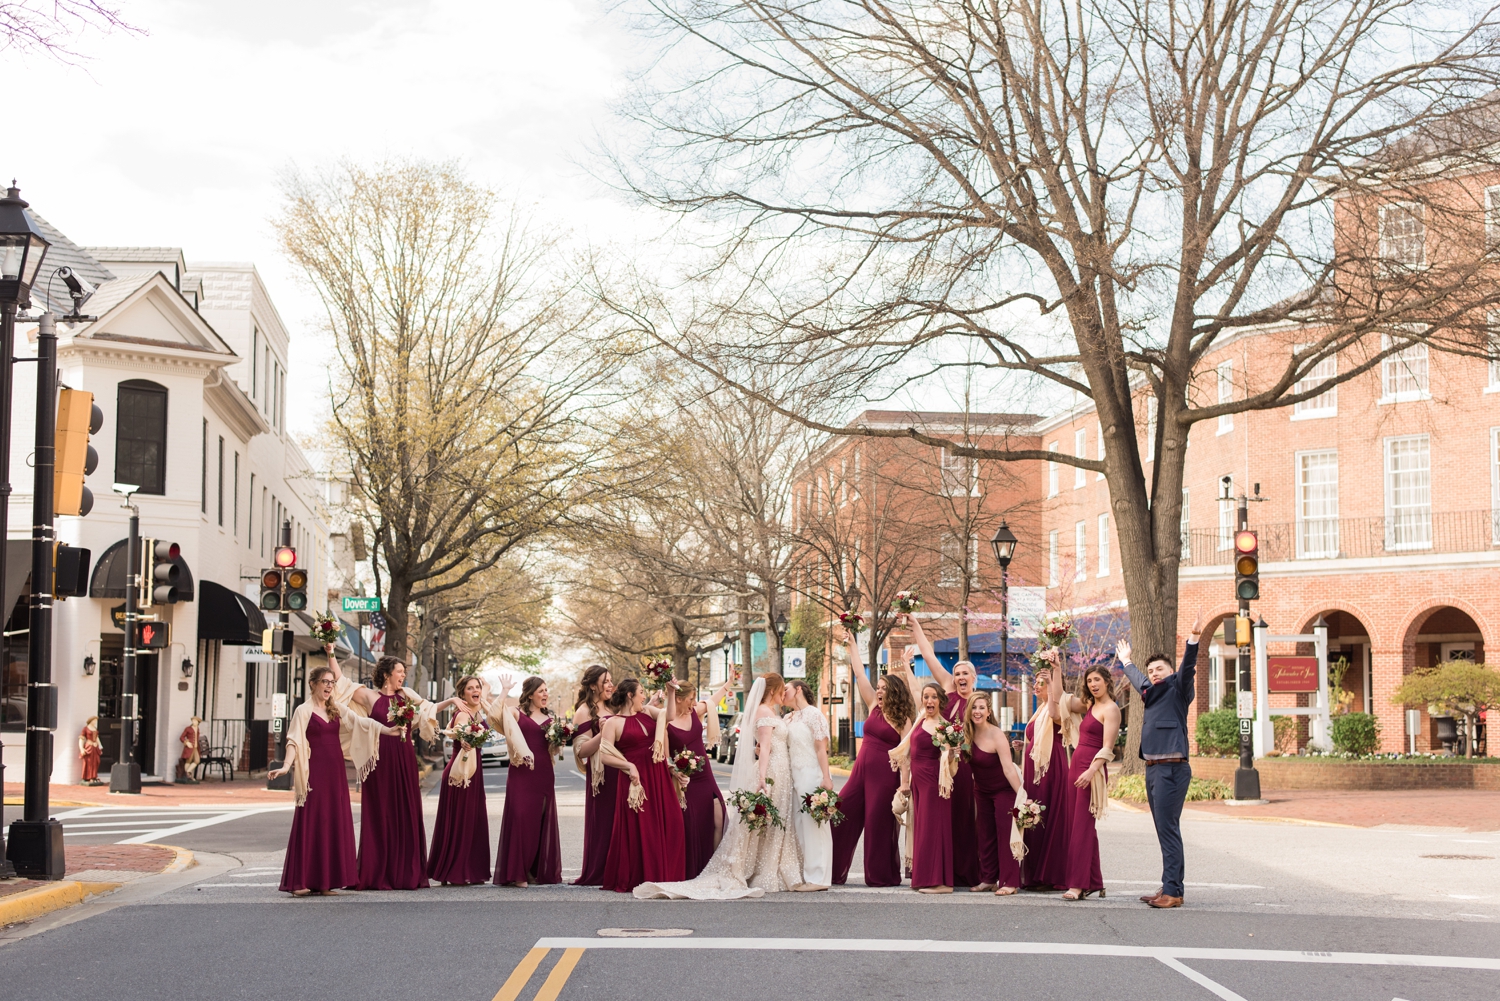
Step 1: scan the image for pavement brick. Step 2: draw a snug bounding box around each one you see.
[1185,788,1500,831]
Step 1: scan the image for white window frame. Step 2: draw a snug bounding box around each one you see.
[1380,333,1430,403]
[1491,428,1500,544]
[1296,449,1340,559]
[1180,488,1191,560]
[1096,421,1105,480]
[1074,428,1087,487]
[1145,396,1158,461]
[1292,345,1338,418]
[1047,442,1059,497]
[1218,475,1235,550]
[1097,513,1110,577]
[1074,520,1087,582]
[1384,434,1432,551]
[1048,529,1059,587]
[1379,201,1426,270]
[1486,185,1500,248]
[1488,313,1500,392]
[1217,361,1234,434]
[940,533,961,587]
[941,448,979,498]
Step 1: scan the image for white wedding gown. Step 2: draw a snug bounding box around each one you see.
[786,705,833,888]
[634,710,803,899]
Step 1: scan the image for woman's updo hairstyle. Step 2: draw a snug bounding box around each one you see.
[759,672,786,702]
[788,679,815,707]
[372,655,405,691]
[606,678,641,714]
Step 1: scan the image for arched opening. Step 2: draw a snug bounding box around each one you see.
[1196,611,1240,717]
[1401,605,1486,754]
[1299,609,1377,716]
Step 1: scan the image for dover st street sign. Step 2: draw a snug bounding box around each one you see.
[342,596,382,613]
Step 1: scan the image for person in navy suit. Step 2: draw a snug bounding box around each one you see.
[1116,614,1202,909]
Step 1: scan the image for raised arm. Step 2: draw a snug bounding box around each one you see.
[842,626,877,710]
[1176,614,1203,704]
[597,716,637,781]
[1115,639,1149,696]
[1074,701,1122,789]
[323,645,376,712]
[906,615,954,693]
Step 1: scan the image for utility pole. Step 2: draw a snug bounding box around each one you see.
[111,491,142,793]
[1233,491,1262,802]
[266,520,294,790]
[0,296,16,879]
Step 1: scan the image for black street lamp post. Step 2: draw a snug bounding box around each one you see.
[774,610,788,670]
[990,520,1018,723]
[0,185,49,879]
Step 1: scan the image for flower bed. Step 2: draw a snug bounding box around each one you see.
[1189,755,1500,791]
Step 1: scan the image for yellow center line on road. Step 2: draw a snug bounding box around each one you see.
[492,946,550,1001]
[533,947,586,1001]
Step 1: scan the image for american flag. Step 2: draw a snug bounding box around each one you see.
[369,611,386,655]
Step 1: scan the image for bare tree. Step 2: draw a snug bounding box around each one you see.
[1,1,139,61]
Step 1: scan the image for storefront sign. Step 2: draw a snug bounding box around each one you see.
[342,596,381,612]
[1267,656,1319,693]
[783,648,807,679]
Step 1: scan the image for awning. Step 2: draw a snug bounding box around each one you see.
[340,618,374,663]
[197,580,267,645]
[88,538,195,601]
[2,539,29,619]
[926,609,1133,684]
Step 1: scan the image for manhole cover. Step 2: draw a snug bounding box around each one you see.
[1420,854,1494,860]
[597,928,694,938]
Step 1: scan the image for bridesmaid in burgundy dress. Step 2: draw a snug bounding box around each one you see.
[426,676,492,885]
[335,654,429,891]
[897,681,955,893]
[1055,665,1119,899]
[600,679,686,892]
[570,665,616,886]
[668,678,733,879]
[906,616,981,888]
[272,664,394,895]
[831,627,914,887]
[964,694,1025,894]
[1022,665,1071,889]
[494,677,563,886]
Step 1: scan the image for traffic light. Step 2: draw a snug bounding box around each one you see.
[285,567,308,610]
[54,544,90,598]
[261,547,306,610]
[136,620,169,649]
[260,569,284,610]
[274,546,296,570]
[261,627,293,655]
[142,538,182,605]
[1233,529,1259,600]
[54,388,102,517]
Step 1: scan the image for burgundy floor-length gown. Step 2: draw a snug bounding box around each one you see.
[494,712,562,885]
[602,712,686,893]
[943,692,981,886]
[909,721,953,890]
[358,694,428,890]
[1061,711,1106,893]
[279,712,357,893]
[573,716,620,886]
[1022,714,1070,889]
[970,744,1022,890]
[426,717,491,885]
[831,706,903,886]
[669,712,725,880]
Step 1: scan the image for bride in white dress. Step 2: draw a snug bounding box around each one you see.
[634,674,803,899]
[784,680,834,889]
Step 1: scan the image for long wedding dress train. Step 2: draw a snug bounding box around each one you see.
[786,705,833,888]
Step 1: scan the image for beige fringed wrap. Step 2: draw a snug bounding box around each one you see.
[442,707,483,788]
[888,719,959,799]
[491,704,535,769]
[1008,789,1029,862]
[1087,747,1113,819]
[1027,702,1080,780]
[891,788,913,870]
[599,721,647,811]
[700,703,721,748]
[283,701,387,807]
[334,677,440,744]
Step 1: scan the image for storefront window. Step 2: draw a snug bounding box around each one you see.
[1,593,28,731]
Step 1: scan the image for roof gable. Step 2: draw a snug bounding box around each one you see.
[79,272,233,355]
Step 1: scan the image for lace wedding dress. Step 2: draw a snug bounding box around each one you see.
[786,705,833,888]
[634,685,803,900]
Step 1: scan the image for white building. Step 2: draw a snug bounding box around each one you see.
[0,217,331,784]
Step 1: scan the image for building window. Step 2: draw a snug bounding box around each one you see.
[1216,361,1234,434]
[1293,346,1338,417]
[200,419,207,513]
[1491,428,1500,544]
[233,452,240,536]
[1218,475,1234,550]
[1096,421,1105,480]
[1145,396,1157,461]
[941,449,977,497]
[1047,442,1059,497]
[1384,435,1432,550]
[251,326,259,398]
[1,591,26,732]
[1049,530,1059,587]
[1074,428,1087,487]
[1297,450,1339,558]
[1381,334,1429,401]
[1097,513,1110,576]
[1074,520,1087,582]
[248,473,256,550]
[1487,186,1500,247]
[115,380,168,495]
[1488,313,1500,390]
[1180,488,1191,560]
[1379,201,1426,270]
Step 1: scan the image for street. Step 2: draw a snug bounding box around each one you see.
[3,761,1498,1000]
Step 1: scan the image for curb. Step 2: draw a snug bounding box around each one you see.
[0,881,118,927]
[136,843,197,875]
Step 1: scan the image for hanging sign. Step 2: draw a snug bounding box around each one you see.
[1267,656,1319,693]
[783,648,807,679]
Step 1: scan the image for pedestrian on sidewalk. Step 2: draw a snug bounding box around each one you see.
[1117,614,1201,910]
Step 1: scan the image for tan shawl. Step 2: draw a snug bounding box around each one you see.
[284,700,386,807]
[599,718,646,811]
[441,705,484,788]
[333,677,439,743]
[488,703,535,769]
[888,718,959,799]
[1087,747,1114,819]
[1028,701,1080,780]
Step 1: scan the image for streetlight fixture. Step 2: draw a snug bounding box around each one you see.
[722,631,735,686]
[0,184,49,880]
[990,520,1020,728]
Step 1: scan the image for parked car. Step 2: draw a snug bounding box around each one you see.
[480,731,509,767]
[716,712,743,764]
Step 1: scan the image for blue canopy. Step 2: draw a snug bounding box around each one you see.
[925,610,1132,683]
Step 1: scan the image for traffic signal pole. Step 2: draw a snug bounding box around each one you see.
[111,505,142,794]
[1233,492,1262,802]
[266,520,294,790]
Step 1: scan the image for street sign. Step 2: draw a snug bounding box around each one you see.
[822,696,845,705]
[1267,656,1319,693]
[342,596,381,612]
[783,647,807,679]
[1236,690,1254,719]
[272,693,288,718]
[1008,587,1046,638]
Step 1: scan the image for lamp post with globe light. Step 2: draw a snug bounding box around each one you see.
[990,520,1019,723]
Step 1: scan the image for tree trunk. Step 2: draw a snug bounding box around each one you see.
[958,576,971,661]
[384,578,411,662]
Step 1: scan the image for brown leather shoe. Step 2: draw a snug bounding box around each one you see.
[1147,894,1184,908]
[1139,891,1163,903]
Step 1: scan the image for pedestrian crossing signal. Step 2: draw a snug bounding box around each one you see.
[1233,530,1259,600]
[136,621,169,649]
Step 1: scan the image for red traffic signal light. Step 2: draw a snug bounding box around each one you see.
[136,621,169,648]
[1234,530,1258,554]
[1234,530,1259,600]
[274,546,297,568]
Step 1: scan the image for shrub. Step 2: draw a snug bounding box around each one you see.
[1272,714,1298,755]
[1195,709,1239,756]
[1110,774,1229,802]
[1331,712,1380,756]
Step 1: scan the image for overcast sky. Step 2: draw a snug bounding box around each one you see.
[0,0,644,436]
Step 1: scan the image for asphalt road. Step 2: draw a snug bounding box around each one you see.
[3,759,1497,1001]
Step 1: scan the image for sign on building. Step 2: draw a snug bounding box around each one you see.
[783,648,807,679]
[1267,656,1319,693]
[342,596,382,612]
[1008,587,1046,638]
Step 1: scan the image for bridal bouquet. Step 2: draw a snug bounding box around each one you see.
[310,611,343,645]
[728,783,785,834]
[1011,799,1046,830]
[932,718,966,750]
[641,660,674,691]
[838,611,865,635]
[891,590,922,614]
[543,717,577,747]
[1038,613,1075,648]
[671,748,707,778]
[385,692,418,736]
[450,717,493,750]
[800,786,844,827]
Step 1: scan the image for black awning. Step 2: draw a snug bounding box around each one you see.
[88,538,195,601]
[198,580,267,645]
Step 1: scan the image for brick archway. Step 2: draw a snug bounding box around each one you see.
[1295,601,1382,649]
[1396,597,1490,664]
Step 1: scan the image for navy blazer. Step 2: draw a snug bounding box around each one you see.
[1121,641,1198,761]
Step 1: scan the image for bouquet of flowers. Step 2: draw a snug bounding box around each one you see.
[310,611,342,645]
[543,717,577,747]
[932,718,966,750]
[386,692,418,737]
[891,590,922,614]
[1038,612,1075,648]
[800,786,845,827]
[671,748,707,778]
[1011,798,1046,830]
[450,717,493,750]
[641,659,674,691]
[728,783,785,835]
[838,610,865,635]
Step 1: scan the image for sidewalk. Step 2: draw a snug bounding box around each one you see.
[1185,788,1500,831]
[4,779,313,808]
[0,843,192,927]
